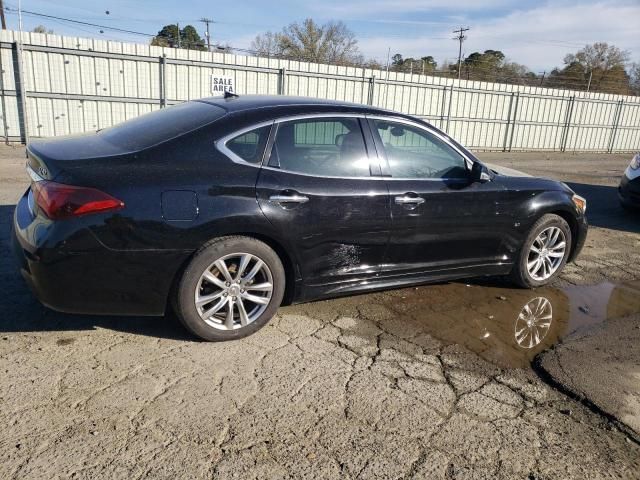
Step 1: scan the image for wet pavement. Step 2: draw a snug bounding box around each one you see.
[369,280,640,370]
[2,147,640,478]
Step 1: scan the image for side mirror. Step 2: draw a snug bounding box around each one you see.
[470,161,491,183]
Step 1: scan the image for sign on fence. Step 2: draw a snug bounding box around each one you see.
[210,76,235,96]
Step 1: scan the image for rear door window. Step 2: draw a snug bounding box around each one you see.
[269,117,370,177]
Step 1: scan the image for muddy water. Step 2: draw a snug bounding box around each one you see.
[373,280,640,369]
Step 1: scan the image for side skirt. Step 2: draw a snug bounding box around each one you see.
[295,263,513,304]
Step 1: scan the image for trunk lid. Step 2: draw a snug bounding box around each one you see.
[27,132,132,181]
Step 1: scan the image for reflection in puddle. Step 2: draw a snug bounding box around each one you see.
[514,296,552,349]
[374,280,640,369]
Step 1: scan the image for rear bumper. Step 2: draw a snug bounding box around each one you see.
[618,174,640,209]
[12,190,189,316]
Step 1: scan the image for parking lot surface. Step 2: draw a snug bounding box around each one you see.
[1,145,640,479]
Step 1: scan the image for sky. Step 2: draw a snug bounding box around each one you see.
[4,0,639,72]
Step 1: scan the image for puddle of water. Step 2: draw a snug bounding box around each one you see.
[372,280,640,369]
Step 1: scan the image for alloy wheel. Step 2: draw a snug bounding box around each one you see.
[527,226,566,281]
[514,296,553,349]
[194,253,274,330]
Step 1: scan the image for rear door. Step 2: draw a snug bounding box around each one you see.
[369,117,510,277]
[255,115,390,288]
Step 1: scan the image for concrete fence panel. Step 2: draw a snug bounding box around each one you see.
[0,29,638,153]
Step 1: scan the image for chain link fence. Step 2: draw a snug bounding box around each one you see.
[1,30,639,153]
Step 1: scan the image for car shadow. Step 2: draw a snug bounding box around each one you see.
[0,204,195,341]
[565,182,640,234]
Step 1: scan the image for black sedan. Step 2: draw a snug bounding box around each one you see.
[12,95,588,341]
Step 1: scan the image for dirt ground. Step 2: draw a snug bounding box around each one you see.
[1,145,640,479]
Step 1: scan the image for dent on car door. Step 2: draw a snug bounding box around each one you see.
[254,116,390,289]
[369,117,510,277]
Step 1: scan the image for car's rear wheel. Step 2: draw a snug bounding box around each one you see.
[510,214,572,288]
[174,236,285,341]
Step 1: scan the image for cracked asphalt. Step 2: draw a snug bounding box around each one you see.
[1,146,640,479]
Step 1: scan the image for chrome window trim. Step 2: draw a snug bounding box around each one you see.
[216,114,372,168]
[215,111,475,182]
[215,120,275,168]
[259,165,385,181]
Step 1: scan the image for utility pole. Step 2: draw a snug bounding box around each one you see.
[176,22,180,48]
[586,70,593,92]
[200,18,212,51]
[18,0,22,32]
[452,26,469,80]
[383,47,391,106]
[539,71,546,86]
[0,0,7,30]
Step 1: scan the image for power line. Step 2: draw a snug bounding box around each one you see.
[453,26,469,81]
[5,6,155,37]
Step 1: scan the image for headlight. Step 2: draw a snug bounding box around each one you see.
[572,194,586,213]
[630,153,640,170]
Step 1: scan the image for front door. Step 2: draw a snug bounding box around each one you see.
[368,117,510,278]
[256,116,390,288]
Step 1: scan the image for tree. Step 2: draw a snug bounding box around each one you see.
[391,53,404,67]
[151,24,206,50]
[181,25,205,50]
[390,54,437,74]
[252,31,284,57]
[251,18,363,65]
[630,63,640,95]
[32,25,53,34]
[549,43,630,94]
[461,50,506,81]
[442,49,537,84]
[421,56,437,72]
[151,24,179,48]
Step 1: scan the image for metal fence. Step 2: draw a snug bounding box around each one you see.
[0,29,639,153]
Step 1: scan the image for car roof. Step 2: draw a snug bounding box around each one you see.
[195,94,393,116]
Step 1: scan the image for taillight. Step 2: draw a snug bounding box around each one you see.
[32,181,124,220]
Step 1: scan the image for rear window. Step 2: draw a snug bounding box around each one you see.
[226,125,271,164]
[98,101,225,151]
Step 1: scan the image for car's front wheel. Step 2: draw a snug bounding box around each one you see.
[510,214,572,288]
[174,236,285,341]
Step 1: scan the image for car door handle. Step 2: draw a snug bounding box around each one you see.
[269,194,309,204]
[394,195,425,205]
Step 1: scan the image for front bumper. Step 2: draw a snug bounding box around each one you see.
[618,174,640,209]
[569,213,588,263]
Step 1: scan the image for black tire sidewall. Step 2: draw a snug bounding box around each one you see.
[515,214,572,288]
[175,237,285,341]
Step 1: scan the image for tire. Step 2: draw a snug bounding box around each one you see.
[510,214,572,288]
[174,236,285,341]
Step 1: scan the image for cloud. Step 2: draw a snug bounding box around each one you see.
[311,0,516,15]
[352,1,640,70]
